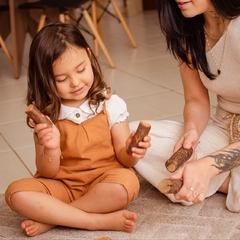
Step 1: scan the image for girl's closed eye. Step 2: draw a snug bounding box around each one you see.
[77,66,86,73]
[56,77,67,83]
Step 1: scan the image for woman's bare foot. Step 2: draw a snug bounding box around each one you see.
[218,174,231,194]
[93,210,138,233]
[21,219,55,237]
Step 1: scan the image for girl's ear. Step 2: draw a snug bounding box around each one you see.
[87,47,92,57]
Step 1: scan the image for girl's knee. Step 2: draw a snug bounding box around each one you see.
[123,171,140,203]
[5,178,35,211]
[110,168,140,203]
[5,181,21,211]
[100,168,140,203]
[114,183,129,203]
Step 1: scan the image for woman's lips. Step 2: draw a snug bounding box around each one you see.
[177,1,190,9]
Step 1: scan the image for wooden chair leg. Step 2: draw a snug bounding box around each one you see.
[37,14,46,32]
[82,9,115,68]
[0,35,13,65]
[110,0,137,48]
[65,11,71,22]
[59,13,65,23]
[96,3,103,40]
[91,1,99,57]
[92,1,104,57]
[63,9,77,24]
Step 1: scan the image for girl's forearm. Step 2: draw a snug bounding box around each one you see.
[36,146,61,177]
[117,147,139,168]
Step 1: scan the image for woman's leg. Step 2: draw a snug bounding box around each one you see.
[218,175,230,194]
[130,120,230,204]
[226,167,240,212]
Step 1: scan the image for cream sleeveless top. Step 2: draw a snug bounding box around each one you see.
[199,16,240,137]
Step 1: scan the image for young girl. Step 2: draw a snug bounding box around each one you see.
[5,22,151,237]
[131,0,240,212]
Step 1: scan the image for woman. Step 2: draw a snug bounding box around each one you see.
[130,0,240,212]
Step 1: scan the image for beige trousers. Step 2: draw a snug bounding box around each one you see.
[130,120,240,212]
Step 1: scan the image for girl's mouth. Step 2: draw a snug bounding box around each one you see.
[72,86,84,95]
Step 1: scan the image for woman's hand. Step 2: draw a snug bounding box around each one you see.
[174,128,200,152]
[171,127,210,204]
[170,156,212,203]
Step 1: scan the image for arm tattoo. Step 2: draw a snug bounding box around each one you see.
[208,148,240,173]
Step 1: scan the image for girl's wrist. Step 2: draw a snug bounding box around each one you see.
[41,147,63,162]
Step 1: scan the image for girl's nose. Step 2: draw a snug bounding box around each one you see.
[70,76,80,87]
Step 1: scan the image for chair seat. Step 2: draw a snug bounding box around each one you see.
[44,0,89,8]
[19,0,90,9]
[18,2,44,10]
[17,0,115,68]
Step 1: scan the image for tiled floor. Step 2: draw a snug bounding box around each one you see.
[0,3,217,193]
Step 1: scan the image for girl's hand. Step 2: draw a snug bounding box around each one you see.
[126,131,151,159]
[29,118,60,150]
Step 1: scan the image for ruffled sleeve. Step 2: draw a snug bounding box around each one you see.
[106,94,129,128]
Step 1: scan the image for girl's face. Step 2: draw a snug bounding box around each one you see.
[53,46,94,108]
[175,0,213,18]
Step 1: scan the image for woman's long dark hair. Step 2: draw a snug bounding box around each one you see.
[26,22,109,126]
[158,0,240,80]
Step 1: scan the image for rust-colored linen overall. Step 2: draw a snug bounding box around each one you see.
[5,104,139,211]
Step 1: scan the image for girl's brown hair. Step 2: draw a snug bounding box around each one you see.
[26,22,110,127]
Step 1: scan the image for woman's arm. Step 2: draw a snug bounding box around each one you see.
[171,61,240,203]
[176,61,210,151]
[111,119,151,167]
[172,140,240,203]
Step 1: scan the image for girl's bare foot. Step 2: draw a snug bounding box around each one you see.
[21,210,137,236]
[94,210,138,233]
[21,219,55,237]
